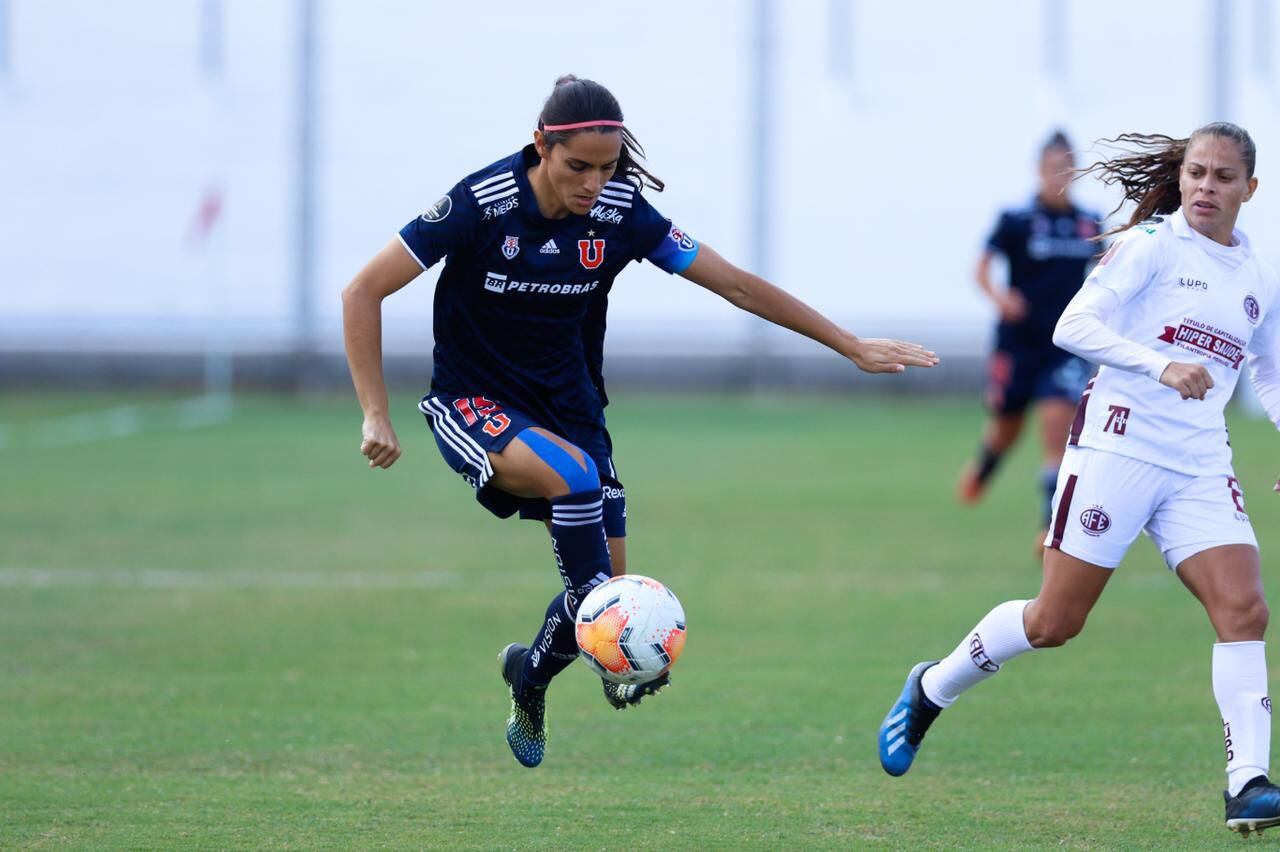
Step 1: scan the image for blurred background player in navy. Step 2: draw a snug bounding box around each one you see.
[342,75,939,768]
[958,131,1102,548]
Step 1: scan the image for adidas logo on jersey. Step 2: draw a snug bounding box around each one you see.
[540,239,560,255]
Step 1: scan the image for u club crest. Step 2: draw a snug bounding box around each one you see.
[502,235,520,260]
[578,238,605,270]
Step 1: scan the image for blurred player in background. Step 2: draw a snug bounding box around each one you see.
[958,132,1101,548]
[879,122,1280,835]
[343,75,938,769]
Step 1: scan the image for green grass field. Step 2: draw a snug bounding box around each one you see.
[3,390,1279,849]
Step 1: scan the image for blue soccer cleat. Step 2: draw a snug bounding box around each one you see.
[498,643,547,768]
[878,661,942,777]
[1225,775,1280,836]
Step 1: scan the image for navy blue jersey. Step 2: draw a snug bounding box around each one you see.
[986,197,1102,348]
[398,145,699,447]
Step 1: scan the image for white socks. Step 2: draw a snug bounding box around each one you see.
[1214,641,1272,797]
[921,600,1035,708]
[916,609,1272,795]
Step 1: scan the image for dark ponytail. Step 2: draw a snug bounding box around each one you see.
[537,75,664,192]
[1080,121,1256,238]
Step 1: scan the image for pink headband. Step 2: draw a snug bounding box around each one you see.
[542,119,625,132]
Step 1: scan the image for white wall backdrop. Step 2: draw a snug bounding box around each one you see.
[1,0,1277,361]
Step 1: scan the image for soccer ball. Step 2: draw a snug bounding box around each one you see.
[575,574,687,685]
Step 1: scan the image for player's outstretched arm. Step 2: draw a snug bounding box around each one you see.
[341,238,423,469]
[678,243,939,374]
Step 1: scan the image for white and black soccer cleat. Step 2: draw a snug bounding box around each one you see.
[601,672,671,711]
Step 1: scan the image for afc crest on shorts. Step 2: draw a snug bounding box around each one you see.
[1044,446,1257,570]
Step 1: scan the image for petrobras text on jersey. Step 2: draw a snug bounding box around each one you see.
[483,271,600,296]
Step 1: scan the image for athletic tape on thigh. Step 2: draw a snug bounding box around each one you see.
[516,429,599,493]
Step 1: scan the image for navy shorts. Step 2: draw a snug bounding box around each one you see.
[984,347,1092,415]
[418,394,627,538]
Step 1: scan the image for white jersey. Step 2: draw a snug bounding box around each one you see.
[1063,208,1280,475]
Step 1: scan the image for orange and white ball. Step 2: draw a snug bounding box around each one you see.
[575,574,686,685]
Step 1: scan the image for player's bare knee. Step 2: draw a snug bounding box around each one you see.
[1024,607,1086,648]
[1248,598,1270,635]
[1219,597,1269,641]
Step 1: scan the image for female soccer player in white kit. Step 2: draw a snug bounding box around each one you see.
[878,122,1280,835]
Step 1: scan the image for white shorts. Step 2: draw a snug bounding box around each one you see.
[1044,446,1258,570]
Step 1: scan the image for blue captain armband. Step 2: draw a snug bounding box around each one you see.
[646,224,700,274]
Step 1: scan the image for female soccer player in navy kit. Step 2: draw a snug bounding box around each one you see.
[343,76,938,768]
[958,132,1101,547]
[878,123,1280,835]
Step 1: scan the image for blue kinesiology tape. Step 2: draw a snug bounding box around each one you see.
[516,429,599,493]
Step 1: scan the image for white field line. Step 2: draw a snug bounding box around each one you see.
[0,567,456,590]
[38,404,143,446]
[1,394,233,449]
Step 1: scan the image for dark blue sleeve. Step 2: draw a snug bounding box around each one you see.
[397,181,478,270]
[630,193,700,275]
[985,211,1014,256]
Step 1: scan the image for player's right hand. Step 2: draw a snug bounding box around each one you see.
[360,416,401,469]
[848,338,940,374]
[1159,362,1214,400]
[996,291,1028,322]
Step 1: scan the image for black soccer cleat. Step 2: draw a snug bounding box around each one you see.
[1225,775,1280,836]
[601,673,671,711]
[498,643,547,768]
